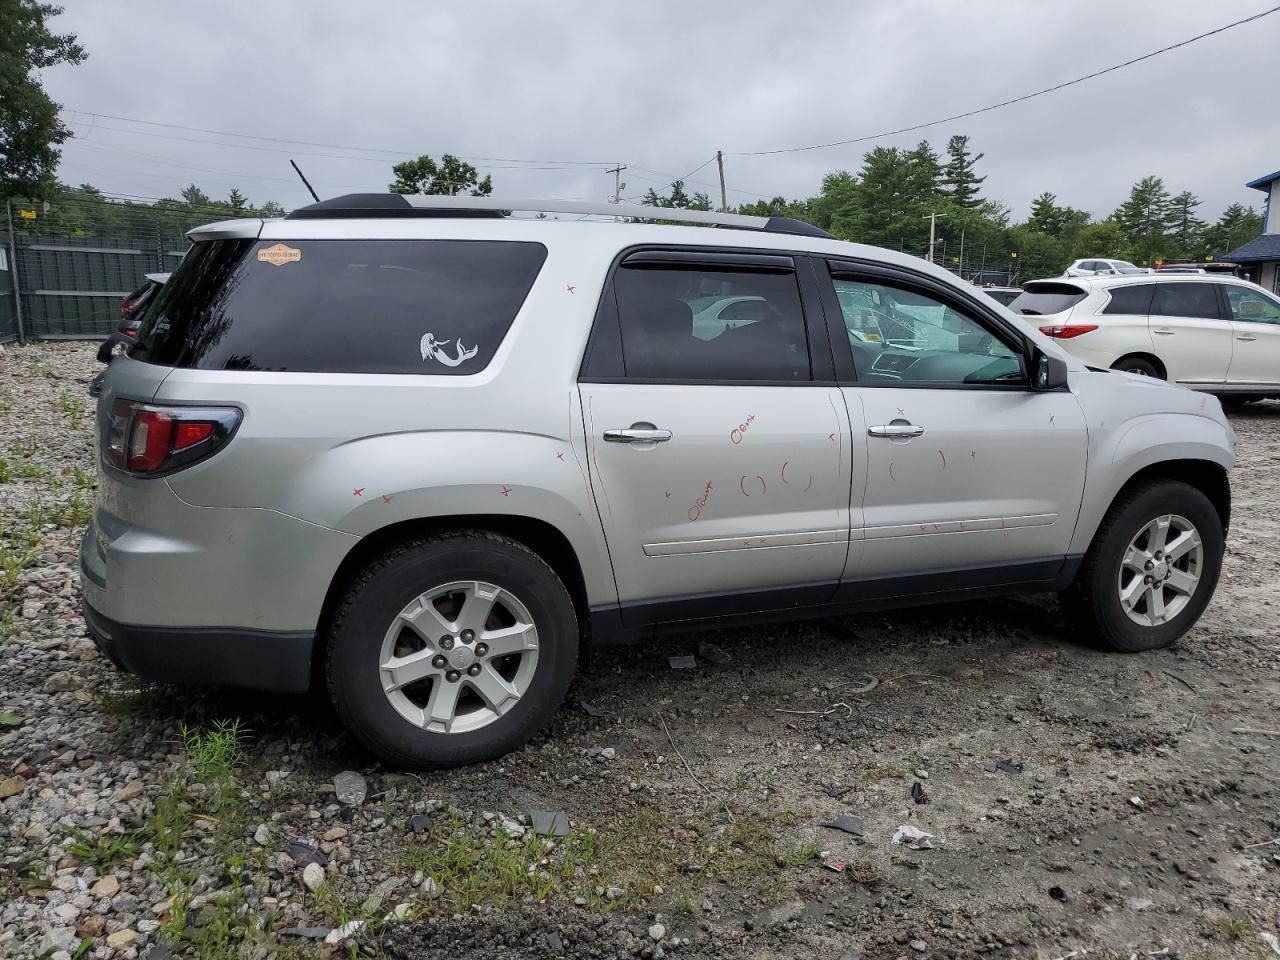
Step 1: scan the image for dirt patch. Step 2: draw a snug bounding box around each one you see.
[1,343,1277,960]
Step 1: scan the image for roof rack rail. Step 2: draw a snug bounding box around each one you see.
[285,193,834,239]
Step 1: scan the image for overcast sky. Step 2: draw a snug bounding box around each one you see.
[41,0,1280,226]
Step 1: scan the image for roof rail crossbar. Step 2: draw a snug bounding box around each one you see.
[285,193,834,239]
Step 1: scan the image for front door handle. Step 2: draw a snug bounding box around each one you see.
[1152,328,1175,336]
[604,425,673,443]
[1236,334,1258,342]
[868,423,925,439]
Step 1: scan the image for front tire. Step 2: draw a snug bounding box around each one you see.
[326,532,578,769]
[1061,480,1223,652]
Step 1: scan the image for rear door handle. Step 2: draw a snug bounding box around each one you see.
[1236,334,1258,342]
[604,426,673,443]
[868,423,925,439]
[1152,328,1175,336]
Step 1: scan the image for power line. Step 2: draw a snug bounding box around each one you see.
[59,108,619,167]
[728,3,1280,156]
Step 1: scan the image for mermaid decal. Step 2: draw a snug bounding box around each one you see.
[419,332,479,367]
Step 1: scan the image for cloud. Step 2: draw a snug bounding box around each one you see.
[44,0,1277,222]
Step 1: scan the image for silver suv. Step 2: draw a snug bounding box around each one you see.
[81,195,1235,768]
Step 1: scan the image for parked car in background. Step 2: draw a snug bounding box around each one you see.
[82,195,1233,768]
[1065,258,1153,277]
[96,273,169,363]
[976,285,1022,307]
[1011,274,1280,400]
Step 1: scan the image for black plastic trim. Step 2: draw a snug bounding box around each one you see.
[589,555,1082,643]
[621,250,794,271]
[285,193,504,220]
[83,603,313,693]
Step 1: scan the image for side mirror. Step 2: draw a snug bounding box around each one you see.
[1034,350,1069,390]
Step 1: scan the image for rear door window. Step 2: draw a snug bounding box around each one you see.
[1007,283,1087,317]
[608,260,811,381]
[133,239,547,373]
[1102,283,1154,315]
[1151,282,1221,320]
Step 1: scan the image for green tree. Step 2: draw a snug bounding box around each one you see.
[180,184,211,208]
[1008,224,1067,280]
[1070,219,1133,262]
[942,134,985,209]
[1113,176,1174,266]
[258,200,285,218]
[1166,191,1205,259]
[904,140,945,205]
[389,154,492,196]
[1026,192,1088,239]
[641,180,712,211]
[1203,203,1263,258]
[226,188,246,211]
[0,1,86,201]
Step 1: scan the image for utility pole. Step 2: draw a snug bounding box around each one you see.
[716,151,728,213]
[5,199,26,345]
[958,229,965,280]
[605,165,627,205]
[922,211,947,263]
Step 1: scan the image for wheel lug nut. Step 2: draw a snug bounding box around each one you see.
[431,654,446,669]
[1143,575,1152,584]
[1144,560,1153,570]
[446,670,461,683]
[467,663,481,677]
[475,643,488,657]
[440,636,454,650]
[461,629,475,642]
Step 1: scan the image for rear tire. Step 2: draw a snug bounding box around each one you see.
[1060,480,1223,652]
[1112,357,1161,379]
[326,532,578,769]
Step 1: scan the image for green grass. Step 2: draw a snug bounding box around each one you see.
[57,391,85,431]
[1198,914,1250,941]
[64,829,141,870]
[395,805,818,917]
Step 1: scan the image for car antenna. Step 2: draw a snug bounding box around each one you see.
[289,159,320,203]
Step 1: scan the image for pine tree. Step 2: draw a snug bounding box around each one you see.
[1167,191,1205,258]
[943,135,986,208]
[1113,176,1175,265]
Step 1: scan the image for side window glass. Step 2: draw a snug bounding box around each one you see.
[1102,284,1154,316]
[1151,282,1220,320]
[1225,286,1280,325]
[613,265,810,381]
[831,276,1024,386]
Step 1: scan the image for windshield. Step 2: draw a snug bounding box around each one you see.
[1112,261,1146,274]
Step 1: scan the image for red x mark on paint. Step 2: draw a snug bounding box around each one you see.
[1049,415,1055,425]
[381,495,393,504]
[896,407,905,417]
[556,452,565,461]
[827,433,837,442]
[353,487,365,497]
[500,485,512,497]
[566,284,576,295]
[664,490,671,498]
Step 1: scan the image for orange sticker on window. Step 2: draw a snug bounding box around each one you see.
[257,243,301,266]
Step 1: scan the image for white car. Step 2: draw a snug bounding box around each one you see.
[1065,258,1153,278]
[1010,274,1280,399]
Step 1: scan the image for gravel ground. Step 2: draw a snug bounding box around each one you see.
[1,342,1278,960]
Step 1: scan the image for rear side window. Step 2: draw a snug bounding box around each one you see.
[1151,282,1220,320]
[612,265,810,381]
[1007,283,1087,317]
[133,239,547,373]
[1102,283,1154,315]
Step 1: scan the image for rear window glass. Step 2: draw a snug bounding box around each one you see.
[1007,283,1087,317]
[1102,284,1154,315]
[133,239,547,373]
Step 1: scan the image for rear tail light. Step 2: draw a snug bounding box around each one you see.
[1039,324,1099,340]
[104,400,240,477]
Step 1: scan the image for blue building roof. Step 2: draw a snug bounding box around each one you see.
[1222,233,1280,264]
[1246,169,1280,191]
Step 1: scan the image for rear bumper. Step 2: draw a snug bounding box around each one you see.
[83,599,313,693]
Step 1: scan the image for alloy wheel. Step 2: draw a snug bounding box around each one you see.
[378,580,539,733]
[1117,514,1203,627]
